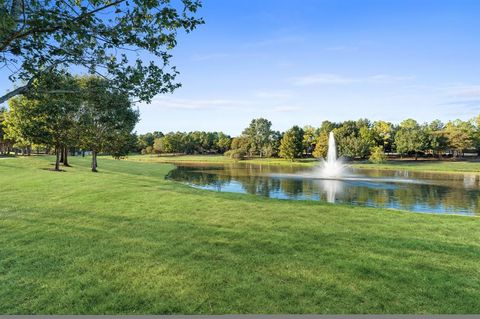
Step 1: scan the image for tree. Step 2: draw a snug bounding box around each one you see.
[0,107,12,154]
[279,126,304,161]
[444,119,475,157]
[369,146,386,163]
[226,136,249,159]
[302,125,318,156]
[153,137,166,154]
[394,119,427,160]
[474,115,480,156]
[216,132,231,153]
[137,132,162,152]
[3,73,80,170]
[333,119,373,159]
[372,120,394,152]
[77,77,139,172]
[242,118,275,157]
[426,120,447,158]
[1,0,203,104]
[312,130,329,159]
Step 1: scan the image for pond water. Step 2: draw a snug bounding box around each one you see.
[166,163,480,216]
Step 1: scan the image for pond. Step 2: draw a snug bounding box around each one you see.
[166,163,480,216]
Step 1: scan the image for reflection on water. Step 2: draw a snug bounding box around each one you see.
[166,163,480,216]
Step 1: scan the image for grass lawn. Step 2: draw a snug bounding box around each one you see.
[0,156,479,314]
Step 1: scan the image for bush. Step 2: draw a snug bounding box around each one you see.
[369,146,386,163]
[224,149,246,160]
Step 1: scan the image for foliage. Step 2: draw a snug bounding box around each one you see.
[242,118,276,157]
[302,125,318,155]
[425,120,448,157]
[369,146,387,163]
[224,149,246,160]
[279,126,304,160]
[333,119,374,159]
[394,119,427,159]
[0,0,204,103]
[76,76,140,171]
[372,120,394,152]
[444,119,475,157]
[3,72,81,169]
[312,130,329,159]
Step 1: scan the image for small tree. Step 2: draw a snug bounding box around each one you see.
[312,130,329,159]
[78,77,139,172]
[369,146,386,164]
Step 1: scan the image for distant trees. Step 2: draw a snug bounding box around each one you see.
[302,125,318,156]
[425,120,448,157]
[143,131,232,155]
[242,118,276,157]
[5,106,480,163]
[372,121,394,152]
[394,119,427,160]
[332,119,374,159]
[443,120,475,157]
[279,126,304,160]
[94,113,480,161]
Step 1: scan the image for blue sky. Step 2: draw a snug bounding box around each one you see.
[3,0,480,135]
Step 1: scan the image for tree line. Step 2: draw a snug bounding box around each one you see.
[136,116,480,162]
[0,73,139,171]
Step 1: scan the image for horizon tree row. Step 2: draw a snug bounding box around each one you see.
[138,131,231,155]
[135,116,480,161]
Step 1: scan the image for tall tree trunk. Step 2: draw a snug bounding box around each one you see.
[414,152,418,161]
[54,147,61,171]
[92,151,98,172]
[63,146,70,166]
[60,146,64,163]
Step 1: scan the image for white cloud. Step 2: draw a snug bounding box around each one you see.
[447,85,480,98]
[139,97,247,110]
[272,106,302,113]
[252,90,294,99]
[291,73,415,86]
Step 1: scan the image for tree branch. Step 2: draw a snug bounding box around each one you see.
[1,0,126,52]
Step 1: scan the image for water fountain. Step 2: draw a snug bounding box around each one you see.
[319,131,344,178]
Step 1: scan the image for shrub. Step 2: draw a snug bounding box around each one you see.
[369,146,386,163]
[224,149,246,160]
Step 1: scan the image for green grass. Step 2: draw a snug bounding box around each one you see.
[127,154,318,166]
[0,156,479,314]
[128,154,480,174]
[351,160,480,175]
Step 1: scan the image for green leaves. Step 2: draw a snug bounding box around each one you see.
[1,0,204,103]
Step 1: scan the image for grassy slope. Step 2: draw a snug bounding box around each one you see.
[128,154,480,174]
[0,156,479,314]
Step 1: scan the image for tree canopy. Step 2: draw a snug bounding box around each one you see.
[0,0,203,103]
